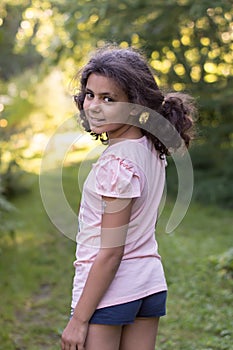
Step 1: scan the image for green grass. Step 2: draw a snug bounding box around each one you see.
[0,165,232,350]
[156,203,233,350]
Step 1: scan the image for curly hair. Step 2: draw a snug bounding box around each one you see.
[73,44,196,156]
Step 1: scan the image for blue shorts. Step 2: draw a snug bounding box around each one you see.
[71,291,167,325]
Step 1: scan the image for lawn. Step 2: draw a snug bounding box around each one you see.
[0,163,232,350]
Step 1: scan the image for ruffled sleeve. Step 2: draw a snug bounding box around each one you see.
[94,155,142,198]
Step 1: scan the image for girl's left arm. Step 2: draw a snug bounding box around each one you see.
[61,196,133,350]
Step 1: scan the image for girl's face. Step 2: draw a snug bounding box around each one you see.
[83,73,131,138]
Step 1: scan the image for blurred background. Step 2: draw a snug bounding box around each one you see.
[0,1,232,349]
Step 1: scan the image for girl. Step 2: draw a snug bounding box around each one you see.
[61,45,196,350]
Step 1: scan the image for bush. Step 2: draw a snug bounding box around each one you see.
[0,180,16,239]
[209,248,233,280]
[166,143,233,209]
[191,145,233,209]
[0,130,26,240]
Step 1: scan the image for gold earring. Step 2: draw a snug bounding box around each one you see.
[139,112,150,124]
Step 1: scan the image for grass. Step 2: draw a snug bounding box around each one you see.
[156,203,233,350]
[0,163,233,350]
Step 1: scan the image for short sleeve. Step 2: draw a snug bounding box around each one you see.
[94,155,142,198]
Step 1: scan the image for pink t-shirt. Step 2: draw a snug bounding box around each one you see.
[71,136,167,309]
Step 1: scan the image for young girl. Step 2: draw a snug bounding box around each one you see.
[61,45,196,350]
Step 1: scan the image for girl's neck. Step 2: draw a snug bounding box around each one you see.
[108,125,143,144]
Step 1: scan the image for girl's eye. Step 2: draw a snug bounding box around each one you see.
[85,92,94,100]
[103,96,114,103]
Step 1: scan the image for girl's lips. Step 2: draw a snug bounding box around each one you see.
[91,117,105,121]
[89,117,106,125]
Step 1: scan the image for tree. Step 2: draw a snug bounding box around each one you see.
[0,0,232,207]
[0,1,42,80]
[4,0,232,132]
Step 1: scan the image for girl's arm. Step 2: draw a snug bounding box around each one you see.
[61,196,133,350]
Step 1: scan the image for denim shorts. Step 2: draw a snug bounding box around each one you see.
[70,291,167,325]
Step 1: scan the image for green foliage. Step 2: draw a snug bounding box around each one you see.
[0,167,232,349]
[0,1,42,80]
[0,91,33,239]
[0,120,30,197]
[209,248,233,281]
[1,159,28,197]
[166,143,233,209]
[0,0,233,211]
[0,186,16,238]
[0,129,17,238]
[0,165,18,239]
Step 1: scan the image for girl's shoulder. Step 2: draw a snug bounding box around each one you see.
[104,135,150,158]
[93,151,143,199]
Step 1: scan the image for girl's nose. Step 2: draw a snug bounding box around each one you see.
[89,98,102,112]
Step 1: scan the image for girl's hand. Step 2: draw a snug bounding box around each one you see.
[61,316,89,350]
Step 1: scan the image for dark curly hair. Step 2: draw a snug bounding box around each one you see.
[73,44,196,157]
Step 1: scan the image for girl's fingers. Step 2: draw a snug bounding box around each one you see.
[60,339,72,350]
[61,340,85,350]
[70,345,78,350]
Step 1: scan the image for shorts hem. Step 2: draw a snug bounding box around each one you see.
[89,314,166,326]
[71,291,167,326]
